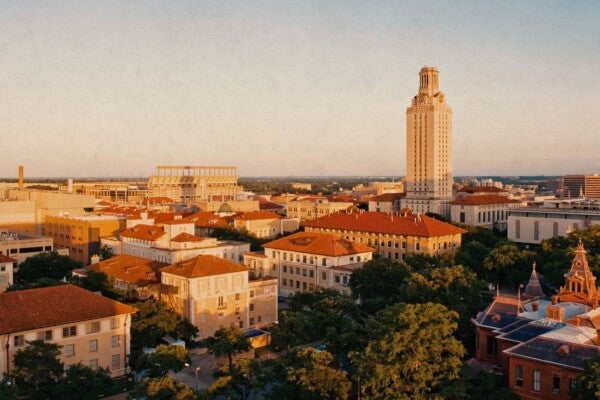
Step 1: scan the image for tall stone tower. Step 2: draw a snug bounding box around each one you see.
[403,66,453,216]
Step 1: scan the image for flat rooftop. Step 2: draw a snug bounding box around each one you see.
[0,230,47,242]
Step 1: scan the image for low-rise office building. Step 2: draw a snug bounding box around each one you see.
[507,199,600,244]
[233,211,299,239]
[0,254,16,293]
[0,230,65,265]
[449,195,526,230]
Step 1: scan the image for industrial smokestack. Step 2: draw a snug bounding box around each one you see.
[18,165,24,190]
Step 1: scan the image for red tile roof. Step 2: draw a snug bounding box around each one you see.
[458,185,507,194]
[263,231,375,256]
[235,211,282,221]
[449,195,522,206]
[370,193,406,202]
[303,211,466,237]
[161,255,248,278]
[120,224,165,241]
[171,232,205,243]
[143,197,174,205]
[88,254,167,285]
[184,212,229,228]
[0,254,16,263]
[0,284,137,335]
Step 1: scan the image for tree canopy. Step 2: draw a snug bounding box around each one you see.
[202,326,251,372]
[351,302,465,400]
[15,251,82,285]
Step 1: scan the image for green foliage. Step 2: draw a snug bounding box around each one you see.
[202,326,251,372]
[210,227,269,251]
[55,363,114,400]
[133,344,190,378]
[98,245,115,260]
[573,353,600,399]
[349,258,411,314]
[131,375,200,400]
[268,348,351,400]
[70,270,125,300]
[15,251,82,285]
[351,303,465,400]
[209,358,267,400]
[483,244,536,287]
[130,298,198,350]
[11,340,64,399]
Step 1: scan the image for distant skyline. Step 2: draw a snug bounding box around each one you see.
[1,1,599,179]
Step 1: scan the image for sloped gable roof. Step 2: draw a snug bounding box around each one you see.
[88,254,167,285]
[263,231,374,256]
[303,211,466,237]
[0,285,137,334]
[161,255,248,278]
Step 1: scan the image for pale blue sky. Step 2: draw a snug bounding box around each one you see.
[1,1,599,178]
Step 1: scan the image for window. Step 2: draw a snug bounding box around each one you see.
[249,303,254,312]
[335,275,340,284]
[321,272,327,280]
[516,365,523,387]
[258,316,262,323]
[111,335,120,348]
[570,379,577,391]
[309,270,314,278]
[515,220,521,239]
[14,335,24,348]
[302,282,307,290]
[235,307,240,315]
[86,321,100,334]
[89,339,98,352]
[283,252,287,261]
[296,281,300,289]
[534,221,540,241]
[302,269,307,277]
[415,243,420,251]
[65,344,75,357]
[250,317,255,326]
[486,336,497,356]
[217,296,225,308]
[296,268,300,275]
[533,370,541,392]
[283,278,287,286]
[111,354,121,369]
[38,330,52,341]
[460,212,465,223]
[235,293,240,301]
[553,374,560,395]
[322,258,326,266]
[239,320,244,329]
[250,290,254,298]
[89,359,98,370]
[63,326,77,338]
[283,265,287,273]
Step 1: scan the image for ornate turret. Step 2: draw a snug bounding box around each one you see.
[556,240,600,308]
[523,262,545,299]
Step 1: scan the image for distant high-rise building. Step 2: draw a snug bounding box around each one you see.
[402,67,453,216]
[561,174,600,199]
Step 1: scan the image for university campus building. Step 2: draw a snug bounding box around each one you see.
[473,242,600,399]
[402,67,454,217]
[0,285,137,377]
[303,210,466,260]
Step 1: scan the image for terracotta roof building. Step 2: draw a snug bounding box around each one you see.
[244,231,375,297]
[0,284,137,377]
[473,242,600,399]
[233,211,299,239]
[88,254,167,299]
[160,255,277,339]
[303,210,466,260]
[368,193,406,213]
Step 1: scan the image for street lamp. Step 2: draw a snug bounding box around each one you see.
[194,367,201,391]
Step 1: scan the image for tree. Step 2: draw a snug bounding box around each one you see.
[55,363,114,400]
[133,344,190,378]
[349,258,411,314]
[131,376,200,400]
[11,340,64,400]
[268,348,351,400]
[98,245,115,260]
[573,353,600,399]
[351,303,465,400]
[483,243,536,287]
[203,326,251,372]
[131,298,198,349]
[209,358,267,400]
[15,251,82,285]
[71,270,125,300]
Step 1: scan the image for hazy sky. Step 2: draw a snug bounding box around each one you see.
[1,1,599,178]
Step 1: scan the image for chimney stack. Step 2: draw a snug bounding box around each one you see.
[18,165,24,190]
